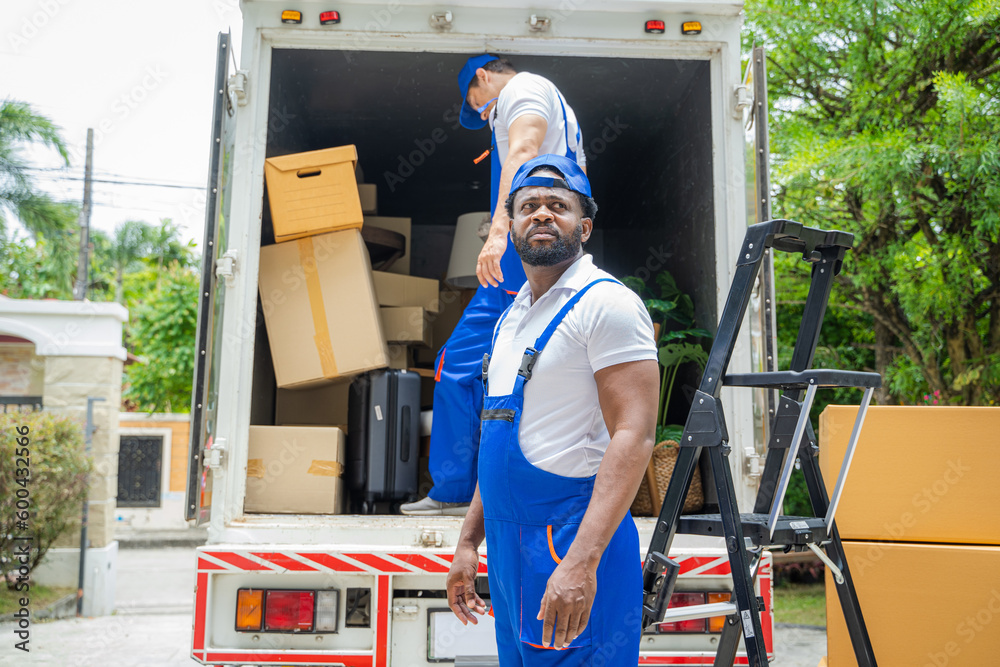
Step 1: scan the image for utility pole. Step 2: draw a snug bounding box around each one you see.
[73,128,94,300]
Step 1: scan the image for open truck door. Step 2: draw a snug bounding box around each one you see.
[186,31,238,524]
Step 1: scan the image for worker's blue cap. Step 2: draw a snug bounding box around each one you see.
[509,154,592,199]
[458,54,499,130]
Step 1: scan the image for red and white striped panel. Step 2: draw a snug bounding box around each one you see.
[196,549,488,575]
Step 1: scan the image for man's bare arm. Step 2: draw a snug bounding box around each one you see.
[476,113,548,288]
[536,358,659,648]
[447,485,488,624]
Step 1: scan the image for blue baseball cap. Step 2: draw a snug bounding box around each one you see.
[458,54,499,130]
[509,154,592,199]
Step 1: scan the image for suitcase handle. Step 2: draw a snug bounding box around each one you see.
[400,406,411,463]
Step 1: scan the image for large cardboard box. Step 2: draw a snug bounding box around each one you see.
[819,406,1000,545]
[264,145,364,242]
[259,229,389,388]
[372,271,441,313]
[826,541,1000,666]
[275,380,351,427]
[381,306,432,347]
[245,426,346,514]
[358,183,377,214]
[365,216,411,275]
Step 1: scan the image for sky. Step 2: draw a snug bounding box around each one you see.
[1,0,245,249]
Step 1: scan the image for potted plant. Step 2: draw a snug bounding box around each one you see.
[621,270,711,516]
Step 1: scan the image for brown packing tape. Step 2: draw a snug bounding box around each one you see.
[307,460,343,477]
[297,237,339,378]
[247,459,265,478]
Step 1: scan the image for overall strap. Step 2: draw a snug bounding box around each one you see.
[556,92,581,160]
[483,302,517,393]
[517,278,619,382]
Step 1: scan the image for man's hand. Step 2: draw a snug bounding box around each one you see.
[447,544,487,625]
[537,557,597,648]
[476,222,509,288]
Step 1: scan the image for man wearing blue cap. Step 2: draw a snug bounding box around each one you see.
[403,56,587,515]
[446,155,659,665]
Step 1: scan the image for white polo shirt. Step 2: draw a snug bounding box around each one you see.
[486,254,657,477]
[489,72,587,169]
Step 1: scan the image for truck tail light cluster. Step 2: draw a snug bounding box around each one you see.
[282,10,341,25]
[643,592,734,634]
[236,589,339,633]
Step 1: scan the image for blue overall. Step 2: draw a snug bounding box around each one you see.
[479,279,642,666]
[428,94,582,502]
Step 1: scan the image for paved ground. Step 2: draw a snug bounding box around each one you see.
[3,546,825,666]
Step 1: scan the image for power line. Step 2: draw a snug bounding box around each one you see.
[27,171,204,191]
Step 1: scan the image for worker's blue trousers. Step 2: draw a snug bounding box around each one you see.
[478,279,642,665]
[427,241,525,503]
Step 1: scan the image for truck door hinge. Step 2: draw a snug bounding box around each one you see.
[228,70,249,108]
[392,604,419,619]
[429,11,453,31]
[419,530,443,548]
[215,250,238,288]
[733,84,752,120]
[528,15,551,32]
[208,437,227,471]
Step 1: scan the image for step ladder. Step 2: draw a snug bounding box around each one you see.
[641,219,880,667]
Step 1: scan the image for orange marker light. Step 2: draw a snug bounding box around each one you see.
[682,21,703,35]
[708,592,731,632]
[281,10,303,24]
[236,589,264,631]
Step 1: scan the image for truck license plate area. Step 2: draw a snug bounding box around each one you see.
[427,608,499,661]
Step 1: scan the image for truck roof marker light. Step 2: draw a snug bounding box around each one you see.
[682,21,702,35]
[236,589,264,632]
[644,20,665,34]
[315,590,340,632]
[281,10,303,24]
[320,11,341,25]
[264,590,315,632]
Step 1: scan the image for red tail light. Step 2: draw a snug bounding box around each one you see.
[320,11,341,25]
[645,20,666,34]
[658,592,708,633]
[264,590,315,632]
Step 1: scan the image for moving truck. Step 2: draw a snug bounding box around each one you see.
[186,1,776,664]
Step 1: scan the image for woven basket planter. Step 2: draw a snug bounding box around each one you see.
[631,440,704,516]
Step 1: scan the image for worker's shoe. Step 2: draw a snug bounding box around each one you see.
[400,496,469,516]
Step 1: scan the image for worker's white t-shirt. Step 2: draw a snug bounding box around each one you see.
[486,254,656,478]
[490,72,587,169]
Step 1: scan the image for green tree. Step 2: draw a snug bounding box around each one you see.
[0,201,80,299]
[123,264,199,413]
[746,0,1000,406]
[0,99,71,242]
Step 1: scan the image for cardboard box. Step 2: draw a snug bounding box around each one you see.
[275,380,351,426]
[380,306,432,347]
[372,271,441,313]
[819,406,1000,545]
[264,145,364,243]
[826,541,1000,666]
[387,344,413,370]
[359,183,377,214]
[259,229,389,388]
[365,216,411,275]
[245,426,346,514]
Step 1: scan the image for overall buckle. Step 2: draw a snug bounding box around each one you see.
[517,348,539,380]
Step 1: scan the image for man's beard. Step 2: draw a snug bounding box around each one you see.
[512,223,583,267]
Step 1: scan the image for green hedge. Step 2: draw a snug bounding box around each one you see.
[0,411,90,590]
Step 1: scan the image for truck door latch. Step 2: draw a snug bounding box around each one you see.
[228,70,249,108]
[419,530,443,548]
[215,250,238,288]
[392,604,419,619]
[428,11,453,31]
[208,437,227,471]
[528,15,551,32]
[733,84,752,120]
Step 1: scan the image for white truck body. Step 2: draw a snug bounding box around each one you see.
[188,1,773,664]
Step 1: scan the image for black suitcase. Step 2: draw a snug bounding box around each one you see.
[347,369,421,512]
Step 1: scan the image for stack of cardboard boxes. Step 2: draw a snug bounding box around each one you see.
[249,144,442,515]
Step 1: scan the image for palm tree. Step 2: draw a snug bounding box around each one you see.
[106,220,156,303]
[0,99,70,241]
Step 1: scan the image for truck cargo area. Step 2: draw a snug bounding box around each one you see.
[247,48,716,516]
